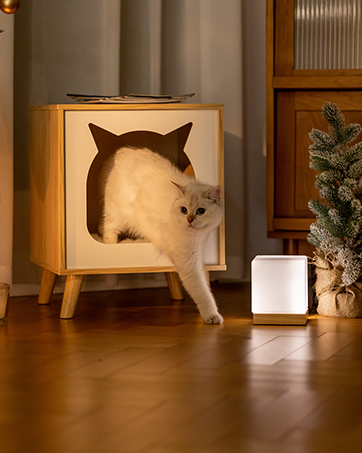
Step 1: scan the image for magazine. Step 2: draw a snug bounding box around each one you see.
[67,93,195,104]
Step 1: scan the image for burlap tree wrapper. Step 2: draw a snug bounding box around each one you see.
[314,249,362,317]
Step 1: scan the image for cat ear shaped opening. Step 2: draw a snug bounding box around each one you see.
[171,181,186,198]
[206,185,222,203]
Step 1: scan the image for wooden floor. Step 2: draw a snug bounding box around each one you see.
[2,282,362,452]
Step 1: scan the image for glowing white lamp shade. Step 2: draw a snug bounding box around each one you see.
[252,255,309,325]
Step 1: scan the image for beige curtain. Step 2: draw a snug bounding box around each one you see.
[29,0,121,105]
[13,0,122,295]
[120,0,244,280]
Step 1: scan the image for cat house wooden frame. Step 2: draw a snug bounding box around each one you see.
[29,104,225,318]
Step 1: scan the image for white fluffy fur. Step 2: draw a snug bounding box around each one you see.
[100,147,224,324]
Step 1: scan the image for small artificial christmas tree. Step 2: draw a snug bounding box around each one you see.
[308,102,362,285]
[308,102,362,317]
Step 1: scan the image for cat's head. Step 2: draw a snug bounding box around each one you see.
[171,181,223,232]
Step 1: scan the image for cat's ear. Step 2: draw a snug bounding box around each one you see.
[206,185,222,203]
[171,181,186,198]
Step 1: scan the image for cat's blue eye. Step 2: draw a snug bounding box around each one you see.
[180,207,188,215]
[196,208,205,216]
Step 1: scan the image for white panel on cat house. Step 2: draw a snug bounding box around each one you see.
[64,108,222,271]
[251,255,309,325]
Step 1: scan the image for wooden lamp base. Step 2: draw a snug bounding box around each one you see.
[253,310,309,326]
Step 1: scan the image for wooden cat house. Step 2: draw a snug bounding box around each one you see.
[29,104,226,318]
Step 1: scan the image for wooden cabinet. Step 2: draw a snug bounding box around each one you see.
[266,0,362,255]
[30,104,225,317]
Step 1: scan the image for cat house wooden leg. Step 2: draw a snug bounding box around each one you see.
[205,270,210,288]
[60,275,84,319]
[38,268,57,305]
[165,272,184,300]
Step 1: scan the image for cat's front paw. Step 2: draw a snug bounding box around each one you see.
[203,312,224,325]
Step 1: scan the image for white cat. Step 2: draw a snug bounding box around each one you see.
[99,147,224,324]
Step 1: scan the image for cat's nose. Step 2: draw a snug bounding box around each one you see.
[187,215,194,224]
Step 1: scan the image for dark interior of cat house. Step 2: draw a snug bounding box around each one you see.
[87,122,194,239]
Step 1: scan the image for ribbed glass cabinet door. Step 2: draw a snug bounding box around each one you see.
[295,0,362,70]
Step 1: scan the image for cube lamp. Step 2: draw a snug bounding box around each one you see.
[251,255,309,325]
